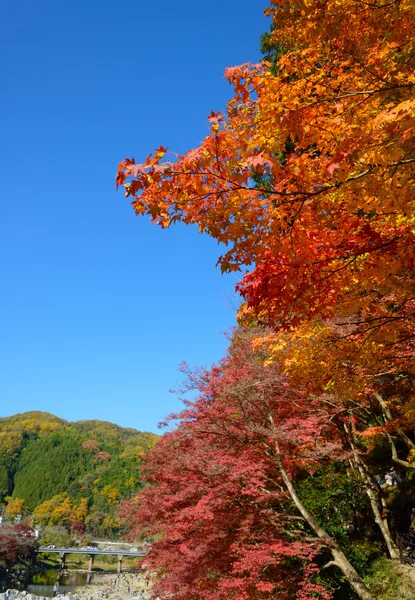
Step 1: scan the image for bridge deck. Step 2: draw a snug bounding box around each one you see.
[37,547,145,557]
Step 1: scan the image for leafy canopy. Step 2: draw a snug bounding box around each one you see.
[117,0,415,398]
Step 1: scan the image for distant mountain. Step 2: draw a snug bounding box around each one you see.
[0,412,158,537]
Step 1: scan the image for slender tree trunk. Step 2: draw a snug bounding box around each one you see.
[345,422,400,560]
[386,432,415,469]
[373,391,415,449]
[267,416,376,600]
[375,390,415,468]
[277,456,375,600]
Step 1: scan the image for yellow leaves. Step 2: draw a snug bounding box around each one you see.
[70,498,89,523]
[323,380,335,392]
[269,338,288,355]
[101,515,122,530]
[5,497,27,519]
[34,495,90,527]
[385,144,402,163]
[407,449,415,463]
[0,431,24,455]
[39,422,62,434]
[236,302,257,326]
[34,500,53,525]
[51,496,73,524]
[101,485,120,505]
[251,315,399,401]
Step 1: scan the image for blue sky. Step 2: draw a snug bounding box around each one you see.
[1,1,268,433]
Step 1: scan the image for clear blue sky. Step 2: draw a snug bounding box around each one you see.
[1,1,268,433]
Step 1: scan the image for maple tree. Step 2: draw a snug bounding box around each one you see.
[0,524,37,568]
[94,451,112,463]
[251,313,415,476]
[117,1,415,597]
[117,0,415,399]
[121,329,383,600]
[70,519,86,538]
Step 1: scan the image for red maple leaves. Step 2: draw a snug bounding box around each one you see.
[121,330,371,599]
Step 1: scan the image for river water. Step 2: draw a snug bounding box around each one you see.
[1,569,133,597]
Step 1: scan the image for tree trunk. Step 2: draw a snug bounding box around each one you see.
[267,416,376,600]
[373,391,415,449]
[330,548,376,600]
[277,459,375,600]
[345,422,400,560]
[386,432,415,469]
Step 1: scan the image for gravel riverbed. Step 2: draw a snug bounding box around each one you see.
[0,573,153,600]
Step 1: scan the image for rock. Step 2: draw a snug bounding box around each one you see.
[0,592,47,600]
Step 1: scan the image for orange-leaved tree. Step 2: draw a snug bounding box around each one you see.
[117,0,415,399]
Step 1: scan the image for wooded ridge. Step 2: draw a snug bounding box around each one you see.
[0,411,157,538]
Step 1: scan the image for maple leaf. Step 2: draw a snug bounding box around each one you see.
[125,163,148,178]
[326,162,341,175]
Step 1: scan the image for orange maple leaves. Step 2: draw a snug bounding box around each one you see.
[117,0,415,402]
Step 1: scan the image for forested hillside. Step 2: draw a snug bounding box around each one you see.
[0,412,157,537]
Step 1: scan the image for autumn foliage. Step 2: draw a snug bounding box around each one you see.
[0,525,37,568]
[118,1,415,599]
[122,329,400,599]
[121,332,338,599]
[118,0,415,397]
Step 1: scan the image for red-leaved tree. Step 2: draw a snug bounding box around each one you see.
[121,330,377,600]
[0,524,38,568]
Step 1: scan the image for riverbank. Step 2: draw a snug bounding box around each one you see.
[73,572,151,600]
[0,573,152,600]
[0,592,80,600]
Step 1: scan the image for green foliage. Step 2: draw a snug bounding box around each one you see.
[40,525,73,548]
[13,430,91,509]
[364,558,415,600]
[344,540,383,576]
[295,462,386,597]
[0,455,13,501]
[259,28,286,73]
[297,462,370,542]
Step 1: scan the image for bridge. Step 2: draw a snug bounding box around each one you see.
[36,547,146,573]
